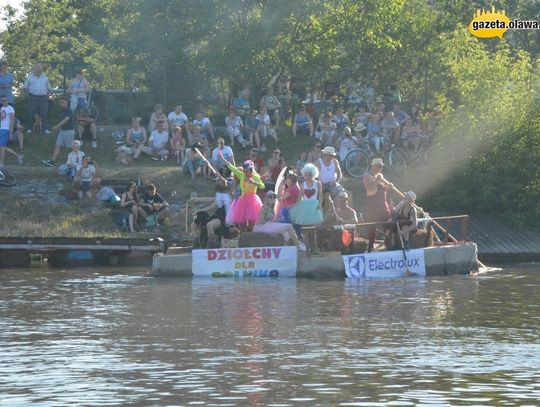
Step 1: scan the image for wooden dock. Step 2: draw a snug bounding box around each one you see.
[438,214,540,263]
[0,237,167,268]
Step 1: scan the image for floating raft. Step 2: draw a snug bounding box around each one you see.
[149,242,479,278]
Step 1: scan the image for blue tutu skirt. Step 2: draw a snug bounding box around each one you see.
[290,199,323,225]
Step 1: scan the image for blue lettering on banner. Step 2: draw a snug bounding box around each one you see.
[343,249,426,278]
[348,256,366,277]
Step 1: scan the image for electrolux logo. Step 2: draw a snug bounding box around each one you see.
[348,255,366,277]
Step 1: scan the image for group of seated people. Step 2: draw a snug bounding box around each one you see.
[292,100,428,156]
[190,145,361,253]
[119,182,170,233]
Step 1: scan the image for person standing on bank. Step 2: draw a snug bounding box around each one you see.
[42,97,75,167]
[67,69,91,112]
[23,63,51,134]
[0,61,15,106]
[363,157,393,252]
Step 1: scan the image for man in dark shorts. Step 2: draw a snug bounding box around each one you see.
[138,183,170,225]
[77,107,97,148]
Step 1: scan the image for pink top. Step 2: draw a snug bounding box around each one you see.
[283,185,300,208]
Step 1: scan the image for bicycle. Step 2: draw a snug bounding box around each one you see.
[343,134,394,178]
[0,167,16,187]
[384,132,433,177]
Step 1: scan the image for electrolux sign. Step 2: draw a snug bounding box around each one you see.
[343,249,426,278]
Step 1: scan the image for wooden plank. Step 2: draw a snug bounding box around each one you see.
[0,244,162,251]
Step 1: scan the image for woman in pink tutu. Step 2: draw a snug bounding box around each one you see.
[254,192,306,251]
[220,152,264,231]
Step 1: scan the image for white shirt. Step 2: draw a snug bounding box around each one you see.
[257,114,270,126]
[168,111,188,126]
[76,164,96,182]
[66,150,85,168]
[149,129,169,149]
[338,136,358,161]
[24,73,51,96]
[192,117,211,128]
[1,105,15,131]
[211,146,234,163]
[318,158,337,183]
[225,115,242,129]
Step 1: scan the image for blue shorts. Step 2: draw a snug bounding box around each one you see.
[0,129,8,147]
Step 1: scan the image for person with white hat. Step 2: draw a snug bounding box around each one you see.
[363,157,393,252]
[393,190,418,250]
[335,191,359,225]
[315,145,343,198]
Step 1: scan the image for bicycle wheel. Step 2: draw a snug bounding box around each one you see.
[385,148,407,177]
[344,149,370,178]
[0,168,17,187]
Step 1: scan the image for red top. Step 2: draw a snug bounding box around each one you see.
[283,185,300,208]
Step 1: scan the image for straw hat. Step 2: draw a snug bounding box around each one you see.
[321,146,337,156]
[404,191,417,202]
[370,158,384,167]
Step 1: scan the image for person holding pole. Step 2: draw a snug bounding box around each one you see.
[363,157,392,252]
[394,190,418,250]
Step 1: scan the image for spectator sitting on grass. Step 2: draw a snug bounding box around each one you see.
[120,181,139,233]
[354,103,370,127]
[170,126,185,164]
[257,107,278,144]
[191,111,214,141]
[336,127,358,162]
[393,102,410,125]
[73,155,100,200]
[307,141,322,163]
[292,104,313,137]
[267,148,286,183]
[211,137,234,175]
[400,117,422,152]
[244,109,259,149]
[367,113,384,153]
[149,104,167,133]
[259,86,281,126]
[184,142,209,179]
[42,97,74,167]
[138,183,169,226]
[135,120,169,161]
[125,117,147,150]
[167,105,188,135]
[381,111,400,144]
[245,147,264,173]
[225,108,245,148]
[296,152,308,173]
[232,88,250,119]
[332,106,349,137]
[77,107,97,148]
[9,117,25,162]
[316,112,337,147]
[66,140,85,179]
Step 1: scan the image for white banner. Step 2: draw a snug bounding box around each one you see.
[192,246,297,278]
[343,249,426,278]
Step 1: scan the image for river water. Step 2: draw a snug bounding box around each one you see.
[0,266,539,406]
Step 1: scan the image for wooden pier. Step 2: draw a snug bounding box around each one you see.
[438,214,540,263]
[0,237,166,268]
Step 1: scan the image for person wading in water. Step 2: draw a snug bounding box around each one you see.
[363,157,393,252]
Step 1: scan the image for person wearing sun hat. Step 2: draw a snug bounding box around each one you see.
[393,190,418,250]
[363,157,393,252]
[219,152,264,231]
[315,145,343,198]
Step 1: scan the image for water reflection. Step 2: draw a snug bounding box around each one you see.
[0,266,539,405]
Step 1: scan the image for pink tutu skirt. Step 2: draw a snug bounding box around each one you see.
[231,193,263,224]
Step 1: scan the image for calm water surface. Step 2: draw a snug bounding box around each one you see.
[0,266,539,406]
